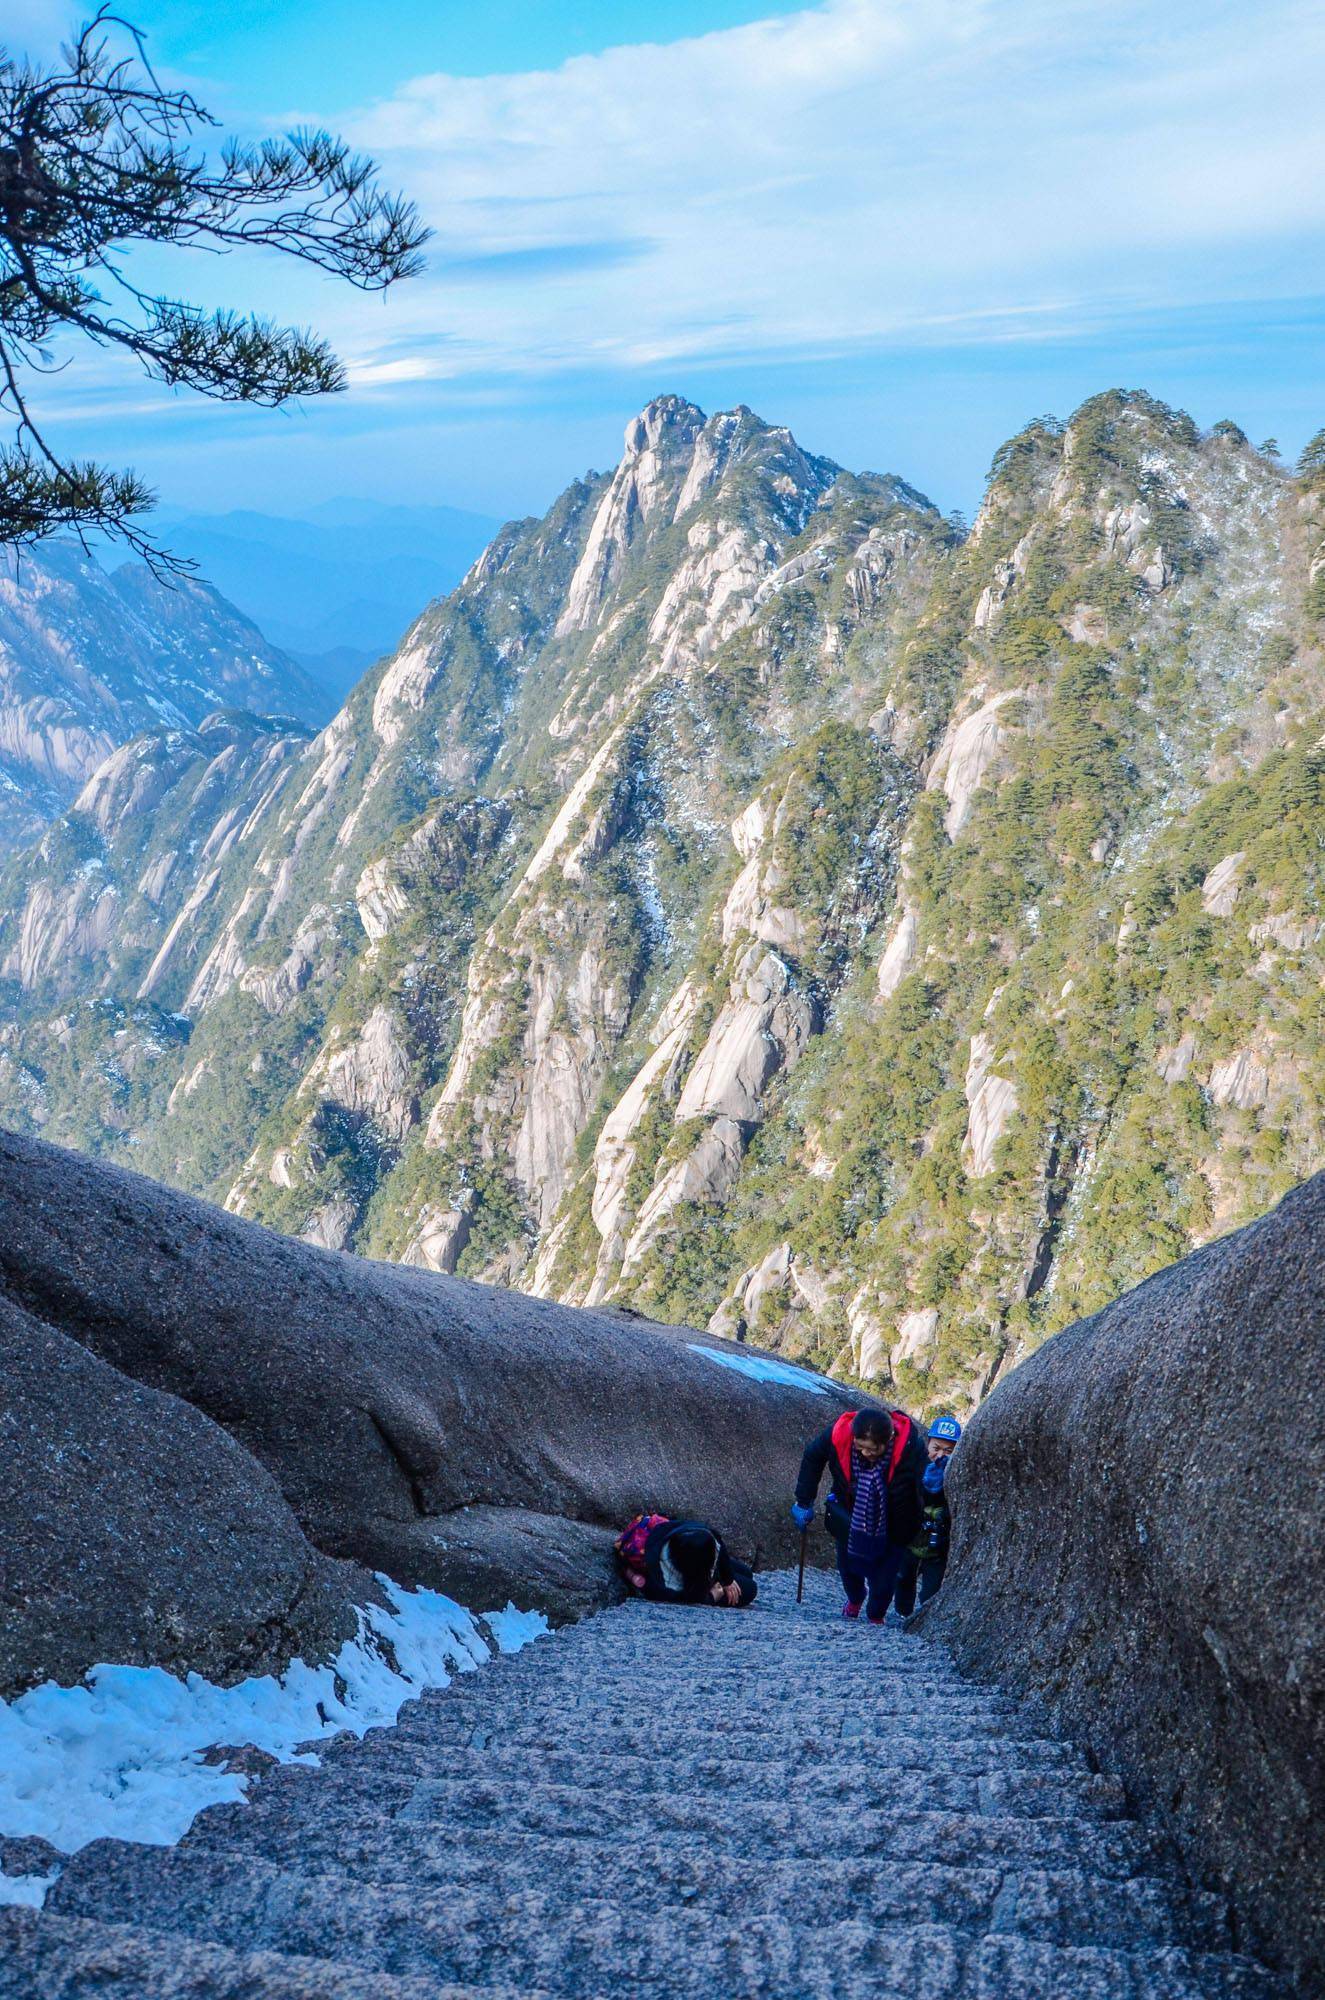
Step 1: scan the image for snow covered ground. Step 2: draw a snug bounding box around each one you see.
[0,1579,545,1908]
[688,1343,834,1393]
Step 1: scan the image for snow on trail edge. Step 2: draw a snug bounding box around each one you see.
[0,1577,547,1904]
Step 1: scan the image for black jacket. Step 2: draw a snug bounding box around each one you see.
[642,1519,757,1605]
[795,1409,926,1549]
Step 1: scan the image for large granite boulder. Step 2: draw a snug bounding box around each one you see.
[0,1294,358,1697]
[0,1131,849,1653]
[926,1172,1325,1990]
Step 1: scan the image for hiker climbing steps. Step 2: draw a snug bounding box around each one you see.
[0,1568,1279,1999]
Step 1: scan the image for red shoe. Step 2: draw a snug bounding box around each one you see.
[841,1601,863,1620]
[866,1612,887,1625]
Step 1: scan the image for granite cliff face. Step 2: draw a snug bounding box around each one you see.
[927,1169,1325,1993]
[2,392,1323,1415]
[0,542,328,854]
[0,1127,847,1671]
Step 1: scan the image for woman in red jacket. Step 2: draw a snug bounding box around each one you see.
[791,1406,925,1622]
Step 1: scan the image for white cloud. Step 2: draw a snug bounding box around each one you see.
[11,0,1324,494]
[343,355,455,388]
[331,0,1325,383]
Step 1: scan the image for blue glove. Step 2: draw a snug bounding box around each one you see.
[791,1503,814,1531]
[923,1459,948,1496]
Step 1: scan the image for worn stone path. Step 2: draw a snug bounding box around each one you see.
[0,1569,1284,1998]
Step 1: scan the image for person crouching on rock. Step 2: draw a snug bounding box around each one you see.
[791,1405,925,1622]
[615,1513,757,1606]
[893,1414,960,1616]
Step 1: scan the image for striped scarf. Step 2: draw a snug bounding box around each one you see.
[848,1447,890,1561]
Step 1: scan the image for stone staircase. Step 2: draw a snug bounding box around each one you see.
[0,1569,1285,1998]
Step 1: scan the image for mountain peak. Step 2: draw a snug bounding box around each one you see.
[622,394,707,459]
[620,396,839,492]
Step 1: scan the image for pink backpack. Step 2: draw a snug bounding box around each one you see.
[615,1513,671,1590]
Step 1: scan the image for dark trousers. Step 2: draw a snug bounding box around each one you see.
[835,1534,905,1618]
[892,1550,946,1617]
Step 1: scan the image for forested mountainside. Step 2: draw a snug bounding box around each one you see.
[2,391,1323,1412]
[0,541,329,854]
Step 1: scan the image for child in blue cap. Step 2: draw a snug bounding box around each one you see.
[893,1414,961,1615]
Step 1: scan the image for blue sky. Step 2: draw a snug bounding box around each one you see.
[11,0,1325,525]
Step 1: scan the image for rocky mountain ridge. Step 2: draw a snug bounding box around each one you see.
[0,541,329,854]
[2,390,1323,1414]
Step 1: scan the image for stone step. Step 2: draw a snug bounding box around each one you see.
[327,1717,1081,1774]
[407,1763,1125,1822]
[24,1892,957,2000]
[414,1662,1024,1706]
[311,1734,1086,1801]
[463,1666,978,1705]
[0,1907,541,2000]
[752,1574,885,1607]
[4,1575,1276,2000]
[526,1620,942,1652]
[476,1673,976,1707]
[35,1873,1274,2000]
[187,1789,1160,1879]
[236,1756,1125,1827]
[969,1935,1276,2000]
[52,1837,1230,1954]
[432,1674,991,1714]
[485,1612,938,1645]
[412,1682,1024,1728]
[387,1709,1057,1761]
[472,1648,968,1689]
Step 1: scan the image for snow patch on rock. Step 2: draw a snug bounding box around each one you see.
[0,1578,544,1886]
[686,1345,833,1395]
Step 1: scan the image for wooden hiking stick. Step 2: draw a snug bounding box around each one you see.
[797,1526,808,1603]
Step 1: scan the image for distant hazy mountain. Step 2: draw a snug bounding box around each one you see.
[0,541,327,854]
[153,499,504,698]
